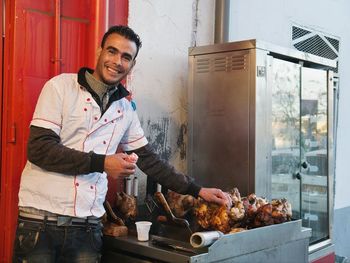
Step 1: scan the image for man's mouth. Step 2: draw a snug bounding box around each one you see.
[106,66,122,75]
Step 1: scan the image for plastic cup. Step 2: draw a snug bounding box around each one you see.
[135,221,152,241]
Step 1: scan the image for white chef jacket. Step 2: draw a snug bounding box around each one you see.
[18,73,148,218]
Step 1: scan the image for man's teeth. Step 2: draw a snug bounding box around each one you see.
[107,67,119,73]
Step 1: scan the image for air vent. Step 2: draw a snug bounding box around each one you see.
[294,35,338,60]
[325,36,339,51]
[196,53,247,74]
[195,58,210,73]
[292,25,339,73]
[292,27,311,40]
[229,54,246,71]
[214,57,226,72]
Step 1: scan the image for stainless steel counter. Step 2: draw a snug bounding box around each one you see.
[102,220,311,263]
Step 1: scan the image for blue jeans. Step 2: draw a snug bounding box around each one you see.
[12,217,102,263]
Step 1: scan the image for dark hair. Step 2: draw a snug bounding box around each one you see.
[101,25,142,59]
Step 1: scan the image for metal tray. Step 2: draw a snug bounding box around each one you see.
[103,219,311,263]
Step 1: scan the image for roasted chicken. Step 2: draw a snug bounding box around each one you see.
[164,187,292,234]
[114,192,137,221]
[166,191,197,218]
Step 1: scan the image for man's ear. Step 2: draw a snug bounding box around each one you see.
[126,59,136,75]
[131,59,136,69]
[96,47,102,60]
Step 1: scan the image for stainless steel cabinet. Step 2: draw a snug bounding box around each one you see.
[188,39,335,246]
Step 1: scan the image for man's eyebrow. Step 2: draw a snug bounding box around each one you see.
[106,46,118,52]
[106,46,133,59]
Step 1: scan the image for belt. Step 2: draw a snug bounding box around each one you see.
[19,211,101,226]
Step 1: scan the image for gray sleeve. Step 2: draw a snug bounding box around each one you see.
[129,144,202,197]
[27,125,105,175]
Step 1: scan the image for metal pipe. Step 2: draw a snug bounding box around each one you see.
[53,0,61,75]
[133,176,138,197]
[105,0,109,31]
[125,177,132,195]
[214,0,230,43]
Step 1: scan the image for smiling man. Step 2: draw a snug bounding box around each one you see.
[13,25,229,262]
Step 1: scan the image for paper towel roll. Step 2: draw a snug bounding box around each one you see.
[190,231,223,248]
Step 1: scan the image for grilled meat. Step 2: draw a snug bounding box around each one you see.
[166,191,197,218]
[166,187,292,234]
[114,192,137,221]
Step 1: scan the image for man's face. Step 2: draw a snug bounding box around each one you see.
[93,33,137,86]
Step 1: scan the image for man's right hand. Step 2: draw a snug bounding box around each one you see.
[104,153,136,179]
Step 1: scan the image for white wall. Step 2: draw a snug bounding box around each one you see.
[228,0,350,210]
[128,0,215,170]
[127,0,214,197]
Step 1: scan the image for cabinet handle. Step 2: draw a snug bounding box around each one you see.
[301,161,309,169]
[293,172,302,180]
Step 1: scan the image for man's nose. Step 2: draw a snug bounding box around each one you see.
[113,54,122,66]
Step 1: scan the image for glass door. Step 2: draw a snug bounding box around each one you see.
[270,58,302,219]
[270,59,330,245]
[300,67,329,244]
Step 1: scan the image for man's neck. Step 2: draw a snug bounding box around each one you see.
[85,71,116,101]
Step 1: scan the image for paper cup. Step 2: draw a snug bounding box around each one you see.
[135,221,152,241]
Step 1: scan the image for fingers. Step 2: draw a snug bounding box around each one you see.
[211,194,227,206]
[199,188,231,206]
[214,188,226,199]
[105,153,137,179]
[213,189,229,206]
[119,161,136,175]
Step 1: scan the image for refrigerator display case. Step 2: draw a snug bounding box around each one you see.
[188,39,336,258]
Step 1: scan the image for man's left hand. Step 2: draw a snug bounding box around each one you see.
[198,188,230,206]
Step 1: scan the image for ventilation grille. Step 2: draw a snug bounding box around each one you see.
[196,58,210,73]
[292,25,339,73]
[196,53,247,73]
[294,35,338,60]
[292,27,311,40]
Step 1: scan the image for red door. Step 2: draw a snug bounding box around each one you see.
[0,0,3,170]
[0,0,120,260]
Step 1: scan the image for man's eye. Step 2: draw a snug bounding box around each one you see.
[108,49,116,55]
[122,56,132,62]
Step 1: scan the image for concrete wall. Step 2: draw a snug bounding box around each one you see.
[127,0,215,198]
[127,0,350,258]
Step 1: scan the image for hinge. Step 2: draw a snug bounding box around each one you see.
[7,123,16,143]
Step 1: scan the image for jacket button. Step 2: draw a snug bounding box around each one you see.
[104,119,107,122]
[103,141,106,144]
[84,108,87,111]
[90,186,94,189]
[87,98,91,102]
[117,110,121,113]
[94,116,98,120]
[76,183,79,186]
